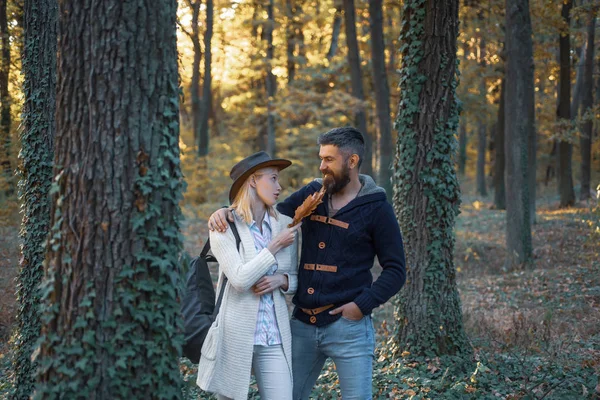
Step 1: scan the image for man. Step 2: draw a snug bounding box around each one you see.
[209,127,406,400]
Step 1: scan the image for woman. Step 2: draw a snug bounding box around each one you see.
[197,151,301,400]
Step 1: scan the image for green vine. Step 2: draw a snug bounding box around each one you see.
[10,0,57,398]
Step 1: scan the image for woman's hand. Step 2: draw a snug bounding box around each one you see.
[267,223,301,255]
[253,274,289,296]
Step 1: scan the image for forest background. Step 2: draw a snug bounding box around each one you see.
[0,0,599,399]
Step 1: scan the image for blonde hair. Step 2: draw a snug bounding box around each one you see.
[231,169,279,225]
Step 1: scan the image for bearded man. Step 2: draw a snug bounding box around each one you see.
[208,126,406,400]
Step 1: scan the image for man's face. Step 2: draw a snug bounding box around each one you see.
[318,144,350,194]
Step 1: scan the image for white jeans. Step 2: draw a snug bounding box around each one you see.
[217,344,292,400]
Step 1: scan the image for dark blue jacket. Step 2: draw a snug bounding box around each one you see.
[277,175,406,327]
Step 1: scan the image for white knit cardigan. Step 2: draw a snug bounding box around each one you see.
[196,210,298,400]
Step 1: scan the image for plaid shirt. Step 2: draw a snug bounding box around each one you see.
[249,214,282,346]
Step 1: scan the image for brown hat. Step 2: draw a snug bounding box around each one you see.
[229,151,291,203]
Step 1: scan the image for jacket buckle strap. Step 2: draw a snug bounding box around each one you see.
[310,215,349,229]
[304,263,337,273]
[301,304,334,316]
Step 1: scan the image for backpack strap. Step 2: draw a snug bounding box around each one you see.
[214,219,241,314]
[200,217,241,260]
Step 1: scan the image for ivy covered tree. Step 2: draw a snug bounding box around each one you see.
[11,0,56,398]
[392,0,471,357]
[34,0,184,397]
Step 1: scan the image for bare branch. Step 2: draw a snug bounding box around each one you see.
[176,18,193,40]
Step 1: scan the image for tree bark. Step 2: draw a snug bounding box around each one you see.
[476,15,488,197]
[387,9,396,75]
[458,115,467,176]
[286,0,296,83]
[12,1,56,398]
[35,1,184,397]
[529,76,536,224]
[326,1,342,60]
[343,0,372,176]
[571,44,586,118]
[178,1,203,155]
[183,1,206,157]
[369,0,392,200]
[476,123,488,196]
[494,78,506,210]
[0,0,11,191]
[296,2,306,64]
[392,0,470,357]
[504,0,534,266]
[265,0,276,156]
[557,0,575,207]
[458,42,468,177]
[579,7,596,201]
[251,1,260,40]
[198,0,213,157]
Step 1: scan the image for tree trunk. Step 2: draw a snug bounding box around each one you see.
[296,3,306,63]
[343,0,372,176]
[571,44,586,118]
[185,1,206,157]
[286,0,305,84]
[387,9,396,75]
[286,0,296,83]
[265,0,276,156]
[0,0,11,192]
[579,7,596,201]
[369,0,392,201]
[494,78,506,210]
[35,1,184,397]
[477,122,488,196]
[545,141,556,186]
[504,0,534,266]
[458,42,468,177]
[198,0,213,157]
[392,0,470,358]
[251,1,260,40]
[459,115,467,176]
[476,17,488,197]
[529,80,536,224]
[326,1,342,60]
[557,0,575,207]
[12,1,56,398]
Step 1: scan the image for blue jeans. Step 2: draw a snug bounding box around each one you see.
[291,315,375,400]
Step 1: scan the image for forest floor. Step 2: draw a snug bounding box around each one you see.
[1,181,599,399]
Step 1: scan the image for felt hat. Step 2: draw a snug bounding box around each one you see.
[229,151,291,203]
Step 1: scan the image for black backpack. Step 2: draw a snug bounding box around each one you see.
[181,220,241,363]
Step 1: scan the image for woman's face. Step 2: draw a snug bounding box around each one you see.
[252,167,282,207]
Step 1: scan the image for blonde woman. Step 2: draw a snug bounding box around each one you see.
[197,151,300,400]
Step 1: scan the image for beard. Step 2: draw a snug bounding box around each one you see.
[323,164,350,194]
